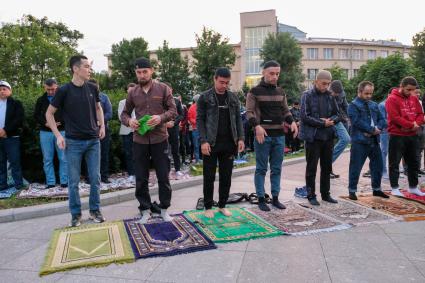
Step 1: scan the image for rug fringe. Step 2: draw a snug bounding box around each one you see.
[289,224,351,236]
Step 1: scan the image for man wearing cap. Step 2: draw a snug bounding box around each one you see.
[46,55,106,227]
[329,80,350,179]
[34,78,68,189]
[299,70,341,206]
[121,57,177,224]
[197,67,245,218]
[0,80,25,191]
[246,60,298,212]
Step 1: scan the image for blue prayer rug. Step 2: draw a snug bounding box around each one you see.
[123,214,216,259]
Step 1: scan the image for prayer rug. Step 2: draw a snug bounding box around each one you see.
[249,202,351,236]
[184,207,284,243]
[40,221,134,276]
[341,194,425,221]
[123,214,216,258]
[0,187,17,199]
[308,199,396,225]
[397,189,425,206]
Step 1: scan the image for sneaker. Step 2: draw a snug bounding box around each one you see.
[128,175,135,183]
[176,171,184,179]
[330,172,340,179]
[373,190,389,198]
[70,214,82,227]
[322,195,338,203]
[349,192,357,200]
[89,210,105,223]
[308,197,320,206]
[294,187,308,198]
[60,183,68,188]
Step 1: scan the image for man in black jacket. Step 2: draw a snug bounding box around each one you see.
[299,70,340,205]
[197,67,245,217]
[34,78,68,189]
[0,81,24,190]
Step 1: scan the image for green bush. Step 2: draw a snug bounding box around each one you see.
[12,87,128,183]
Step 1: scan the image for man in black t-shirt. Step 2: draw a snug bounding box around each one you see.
[197,68,245,218]
[46,55,106,227]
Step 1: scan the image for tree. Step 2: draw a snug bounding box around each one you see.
[350,53,425,102]
[260,32,305,103]
[156,41,194,103]
[192,27,236,92]
[110,37,149,89]
[412,28,425,72]
[0,15,83,88]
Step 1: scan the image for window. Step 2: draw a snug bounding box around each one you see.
[339,49,349,59]
[244,26,273,75]
[307,69,319,80]
[307,48,318,59]
[353,69,360,77]
[323,48,334,59]
[368,50,377,60]
[352,49,363,60]
[381,50,389,58]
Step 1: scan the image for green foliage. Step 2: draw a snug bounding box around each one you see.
[110,37,149,89]
[260,32,305,103]
[349,54,425,102]
[156,41,194,103]
[192,27,236,92]
[411,28,425,72]
[0,15,83,88]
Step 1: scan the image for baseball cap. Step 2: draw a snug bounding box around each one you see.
[0,81,11,90]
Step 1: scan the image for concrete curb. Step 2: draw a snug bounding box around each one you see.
[0,155,306,223]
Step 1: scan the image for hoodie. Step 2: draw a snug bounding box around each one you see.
[385,88,424,136]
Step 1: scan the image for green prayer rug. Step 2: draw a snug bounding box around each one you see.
[184,207,284,243]
[40,221,135,276]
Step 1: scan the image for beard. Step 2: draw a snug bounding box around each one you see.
[138,79,151,87]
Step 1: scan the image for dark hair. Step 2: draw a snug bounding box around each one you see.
[69,55,88,74]
[214,67,231,78]
[44,78,57,86]
[357,81,374,93]
[401,76,418,87]
[263,60,280,69]
[293,101,300,105]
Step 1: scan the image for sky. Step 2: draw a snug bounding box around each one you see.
[1,0,424,72]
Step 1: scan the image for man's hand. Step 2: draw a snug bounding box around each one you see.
[255,125,268,144]
[373,127,382,135]
[99,125,106,140]
[201,142,211,156]
[56,135,66,150]
[237,140,245,153]
[290,122,298,138]
[129,118,140,130]
[413,121,420,131]
[147,115,161,127]
[321,118,334,127]
[0,128,6,138]
[166,121,175,128]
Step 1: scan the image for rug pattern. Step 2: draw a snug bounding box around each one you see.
[184,207,283,243]
[249,202,351,235]
[123,214,216,258]
[40,221,134,276]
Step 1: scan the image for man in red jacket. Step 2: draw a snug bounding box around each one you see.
[386,76,425,196]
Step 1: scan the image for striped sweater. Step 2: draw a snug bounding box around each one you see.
[246,79,293,137]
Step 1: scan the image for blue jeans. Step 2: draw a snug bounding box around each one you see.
[40,131,68,185]
[332,122,350,163]
[65,138,100,216]
[192,130,200,162]
[254,136,285,198]
[380,131,389,174]
[348,142,383,192]
[0,137,23,189]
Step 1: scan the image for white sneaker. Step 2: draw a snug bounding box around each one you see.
[128,175,135,183]
[175,171,184,179]
[391,188,404,197]
[408,187,425,196]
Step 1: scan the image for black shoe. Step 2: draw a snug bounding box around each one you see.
[60,184,68,188]
[45,185,55,189]
[258,197,271,211]
[322,196,338,203]
[330,172,340,179]
[272,196,286,209]
[373,190,389,198]
[89,210,105,223]
[70,214,82,227]
[362,171,371,178]
[349,192,358,200]
[419,169,425,176]
[308,197,320,206]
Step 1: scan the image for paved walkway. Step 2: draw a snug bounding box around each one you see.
[0,152,424,282]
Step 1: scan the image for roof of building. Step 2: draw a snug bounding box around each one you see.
[298,37,410,48]
[278,23,307,39]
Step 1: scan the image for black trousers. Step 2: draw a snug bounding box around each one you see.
[203,142,236,209]
[305,139,333,199]
[388,135,419,188]
[133,141,172,211]
[167,127,180,172]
